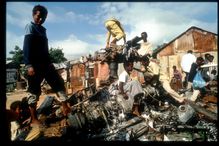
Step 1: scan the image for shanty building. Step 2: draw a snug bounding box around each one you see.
[154,26,218,79]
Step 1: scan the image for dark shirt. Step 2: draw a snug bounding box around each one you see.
[188,63,198,83]
[23,22,51,66]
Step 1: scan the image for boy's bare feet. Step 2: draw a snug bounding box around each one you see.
[132,104,140,116]
[61,102,71,116]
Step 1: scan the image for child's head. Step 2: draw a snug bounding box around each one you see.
[9,101,22,122]
[32,5,48,25]
[196,56,204,66]
[173,65,177,70]
[123,60,134,72]
[10,98,30,123]
[208,55,214,62]
[10,101,22,114]
[204,53,211,60]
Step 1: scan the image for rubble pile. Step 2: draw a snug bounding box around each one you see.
[10,37,217,142]
[22,81,217,142]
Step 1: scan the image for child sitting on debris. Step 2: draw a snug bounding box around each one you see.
[9,99,31,141]
[118,59,144,116]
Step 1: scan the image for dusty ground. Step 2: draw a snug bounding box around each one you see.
[6,89,53,110]
[6,89,65,140]
[6,89,29,109]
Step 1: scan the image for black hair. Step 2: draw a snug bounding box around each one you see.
[32,5,48,16]
[123,59,134,68]
[209,55,214,59]
[141,32,147,37]
[10,101,21,111]
[140,54,150,62]
[187,50,193,54]
[204,53,211,58]
[196,56,204,62]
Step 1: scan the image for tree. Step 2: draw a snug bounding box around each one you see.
[7,45,24,68]
[7,46,67,67]
[49,47,67,63]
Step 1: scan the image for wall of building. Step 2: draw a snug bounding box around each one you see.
[157,28,217,80]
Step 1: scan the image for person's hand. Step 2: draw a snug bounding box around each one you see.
[106,42,110,48]
[205,82,209,86]
[123,93,129,100]
[62,102,71,117]
[60,118,69,127]
[27,66,35,76]
[178,97,186,103]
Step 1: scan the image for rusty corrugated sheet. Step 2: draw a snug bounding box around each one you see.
[71,63,85,93]
[193,30,217,53]
[96,62,109,81]
[157,27,217,79]
[158,44,175,56]
[157,26,217,57]
[96,62,110,88]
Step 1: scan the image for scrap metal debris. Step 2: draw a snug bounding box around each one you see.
[13,80,217,142]
[11,42,217,142]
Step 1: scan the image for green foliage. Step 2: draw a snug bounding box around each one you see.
[49,47,67,63]
[7,45,24,68]
[7,46,67,68]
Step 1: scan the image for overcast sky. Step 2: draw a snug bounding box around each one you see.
[6,2,217,60]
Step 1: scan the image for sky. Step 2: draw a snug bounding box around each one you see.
[6,2,217,61]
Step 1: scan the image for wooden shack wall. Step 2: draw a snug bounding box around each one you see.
[70,61,111,91]
[157,43,175,56]
[70,63,85,93]
[157,28,217,79]
[174,32,195,53]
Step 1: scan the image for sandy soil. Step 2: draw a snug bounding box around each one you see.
[6,89,65,140]
[6,89,58,110]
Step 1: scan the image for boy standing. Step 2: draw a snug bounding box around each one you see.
[23,5,71,126]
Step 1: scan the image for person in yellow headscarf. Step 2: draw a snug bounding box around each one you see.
[105,17,126,48]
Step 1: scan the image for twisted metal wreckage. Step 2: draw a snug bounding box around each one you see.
[14,36,217,141]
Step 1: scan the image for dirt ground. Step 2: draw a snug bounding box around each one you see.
[6,89,65,140]
[6,89,52,110]
[6,89,29,109]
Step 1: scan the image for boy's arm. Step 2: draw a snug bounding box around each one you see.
[23,34,33,67]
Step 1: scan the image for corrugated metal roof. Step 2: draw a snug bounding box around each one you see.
[153,26,218,56]
[53,63,67,70]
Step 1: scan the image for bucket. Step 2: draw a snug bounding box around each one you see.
[16,81,26,90]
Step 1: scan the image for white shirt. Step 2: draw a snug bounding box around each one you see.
[11,121,20,141]
[118,70,131,86]
[181,53,196,73]
[137,42,153,56]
